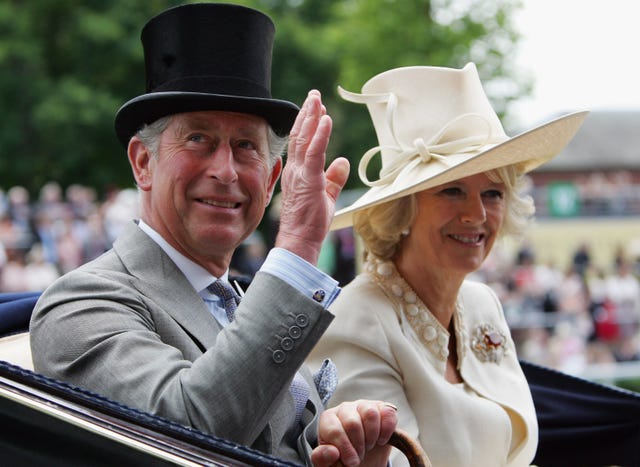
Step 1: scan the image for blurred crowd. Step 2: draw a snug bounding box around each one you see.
[533,170,640,217]
[0,182,139,293]
[472,240,640,375]
[1,180,639,374]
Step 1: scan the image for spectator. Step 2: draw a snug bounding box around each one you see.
[23,243,60,291]
[605,259,640,338]
[572,242,592,277]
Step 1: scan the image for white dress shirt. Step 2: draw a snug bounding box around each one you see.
[138,220,340,327]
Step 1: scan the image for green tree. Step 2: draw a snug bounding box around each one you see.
[212,0,528,190]
[0,0,182,195]
[0,0,526,197]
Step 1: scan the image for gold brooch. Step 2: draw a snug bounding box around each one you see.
[471,324,507,363]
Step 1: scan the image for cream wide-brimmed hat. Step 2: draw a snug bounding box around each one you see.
[330,63,588,231]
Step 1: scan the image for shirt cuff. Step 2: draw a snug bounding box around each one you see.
[260,248,340,307]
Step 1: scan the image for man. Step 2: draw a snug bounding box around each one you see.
[29,3,396,466]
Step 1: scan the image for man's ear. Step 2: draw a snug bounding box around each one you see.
[128,136,153,191]
[265,157,283,205]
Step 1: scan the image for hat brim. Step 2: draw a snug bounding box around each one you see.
[330,110,589,231]
[114,92,299,147]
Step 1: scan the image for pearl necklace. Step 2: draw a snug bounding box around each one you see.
[365,257,467,362]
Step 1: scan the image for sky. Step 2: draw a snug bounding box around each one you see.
[510,0,640,128]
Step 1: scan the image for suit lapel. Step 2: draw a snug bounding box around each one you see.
[113,222,222,349]
[114,222,322,462]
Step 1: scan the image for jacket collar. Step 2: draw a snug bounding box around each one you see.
[112,221,222,348]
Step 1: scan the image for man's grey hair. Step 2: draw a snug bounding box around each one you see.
[136,115,287,168]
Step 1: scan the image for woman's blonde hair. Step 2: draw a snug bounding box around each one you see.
[353,165,535,260]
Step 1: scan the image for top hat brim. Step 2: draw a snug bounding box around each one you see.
[115,92,299,148]
[330,110,589,231]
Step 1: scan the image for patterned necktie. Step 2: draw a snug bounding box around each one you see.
[207,280,240,322]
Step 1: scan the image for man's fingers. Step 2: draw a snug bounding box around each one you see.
[275,88,348,265]
[325,157,350,203]
[289,90,323,164]
[297,113,331,176]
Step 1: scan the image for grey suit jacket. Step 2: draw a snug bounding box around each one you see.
[30,221,335,465]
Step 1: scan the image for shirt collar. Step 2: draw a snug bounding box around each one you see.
[137,219,228,294]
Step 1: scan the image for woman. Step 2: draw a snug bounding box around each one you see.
[308,63,587,466]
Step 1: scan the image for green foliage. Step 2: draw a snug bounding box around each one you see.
[0,0,527,196]
[0,0,183,195]
[245,0,528,189]
[615,378,640,394]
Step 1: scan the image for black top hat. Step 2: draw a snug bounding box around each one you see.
[114,3,299,147]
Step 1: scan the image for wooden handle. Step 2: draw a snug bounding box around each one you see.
[388,428,432,467]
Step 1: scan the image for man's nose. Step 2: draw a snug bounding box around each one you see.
[207,144,238,184]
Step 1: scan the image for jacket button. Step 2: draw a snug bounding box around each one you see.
[295,314,309,328]
[289,326,302,339]
[281,337,294,351]
[272,350,286,364]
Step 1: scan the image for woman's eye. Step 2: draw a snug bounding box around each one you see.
[439,187,463,197]
[483,189,504,200]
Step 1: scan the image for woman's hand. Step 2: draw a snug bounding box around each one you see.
[311,400,398,467]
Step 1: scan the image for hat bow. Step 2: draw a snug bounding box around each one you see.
[339,87,497,188]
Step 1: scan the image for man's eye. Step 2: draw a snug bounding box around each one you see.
[236,140,256,150]
[188,134,204,143]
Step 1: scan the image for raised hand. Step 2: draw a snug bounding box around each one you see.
[275,90,350,265]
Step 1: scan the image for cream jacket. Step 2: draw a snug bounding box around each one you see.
[308,258,537,467]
